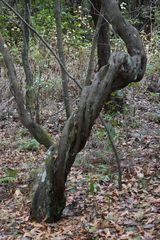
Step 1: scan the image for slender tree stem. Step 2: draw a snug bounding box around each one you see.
[99,115,122,191]
[55,0,71,118]
[21,0,35,119]
[85,6,103,86]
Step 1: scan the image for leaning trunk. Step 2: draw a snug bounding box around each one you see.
[30,0,147,222]
[31,0,146,219]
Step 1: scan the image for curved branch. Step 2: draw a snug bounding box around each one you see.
[101,0,147,81]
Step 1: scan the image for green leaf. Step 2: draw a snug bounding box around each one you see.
[89,182,95,193]
[132,237,142,240]
[20,139,40,151]
[5,168,18,178]
[127,226,137,232]
[0,176,16,184]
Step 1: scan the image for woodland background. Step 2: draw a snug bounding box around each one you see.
[0,0,160,239]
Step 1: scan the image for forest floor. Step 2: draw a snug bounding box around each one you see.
[0,78,160,239]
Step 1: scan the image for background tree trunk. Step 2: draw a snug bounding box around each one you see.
[55,0,71,118]
[90,0,110,70]
[21,0,35,119]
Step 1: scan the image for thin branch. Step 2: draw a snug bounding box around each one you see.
[0,0,82,89]
[99,115,122,191]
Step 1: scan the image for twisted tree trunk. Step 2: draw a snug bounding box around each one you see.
[30,0,147,223]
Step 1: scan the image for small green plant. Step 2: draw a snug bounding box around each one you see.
[0,168,18,185]
[130,119,141,129]
[132,237,142,240]
[139,178,148,190]
[20,139,40,151]
[17,128,29,137]
[87,173,111,194]
[127,226,138,232]
[147,111,160,123]
[0,139,10,147]
[96,121,118,152]
[89,181,100,194]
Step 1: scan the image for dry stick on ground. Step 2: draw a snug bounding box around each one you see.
[100,115,122,190]
[55,0,71,118]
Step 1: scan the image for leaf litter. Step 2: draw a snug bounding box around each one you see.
[0,86,160,239]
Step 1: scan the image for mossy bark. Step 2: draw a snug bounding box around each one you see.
[30,147,66,222]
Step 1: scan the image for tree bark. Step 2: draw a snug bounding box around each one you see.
[30,0,146,223]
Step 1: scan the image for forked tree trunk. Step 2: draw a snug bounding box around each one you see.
[30,0,147,222]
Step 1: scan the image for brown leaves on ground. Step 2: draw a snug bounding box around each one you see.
[0,88,160,239]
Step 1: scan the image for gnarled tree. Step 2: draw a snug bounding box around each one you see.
[0,0,147,223]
